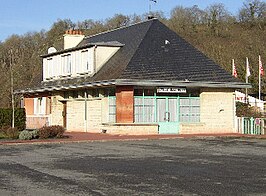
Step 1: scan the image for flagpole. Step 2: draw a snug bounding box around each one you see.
[246,57,249,103]
[232,59,234,76]
[259,55,261,101]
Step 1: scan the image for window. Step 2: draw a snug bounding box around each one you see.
[134,88,200,123]
[144,89,154,96]
[179,98,200,122]
[42,46,99,81]
[134,89,143,96]
[72,91,78,99]
[108,88,116,96]
[34,97,46,115]
[63,91,70,99]
[61,54,71,75]
[135,97,155,123]
[91,89,99,98]
[81,50,88,73]
[80,49,93,74]
[108,97,116,123]
[64,91,79,99]
[47,58,53,79]
[107,88,116,123]
[78,91,85,98]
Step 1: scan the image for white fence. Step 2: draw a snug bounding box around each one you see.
[237,117,265,135]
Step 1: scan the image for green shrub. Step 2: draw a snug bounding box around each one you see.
[14,109,26,131]
[0,132,5,139]
[236,102,263,117]
[1,127,20,139]
[0,108,26,131]
[39,125,65,139]
[19,130,33,140]
[0,126,9,139]
[31,130,39,139]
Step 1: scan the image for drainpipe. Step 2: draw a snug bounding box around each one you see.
[84,91,88,132]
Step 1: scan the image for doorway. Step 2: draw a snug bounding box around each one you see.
[157,98,179,134]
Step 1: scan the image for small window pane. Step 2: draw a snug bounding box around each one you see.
[144,89,154,96]
[108,88,116,96]
[134,89,143,96]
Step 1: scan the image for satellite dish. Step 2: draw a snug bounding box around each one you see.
[48,47,57,54]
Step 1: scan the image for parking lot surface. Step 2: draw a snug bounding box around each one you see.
[0,137,265,195]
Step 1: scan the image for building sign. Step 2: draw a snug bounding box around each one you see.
[157,87,187,93]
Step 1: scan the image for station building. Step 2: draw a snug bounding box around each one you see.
[18,19,250,134]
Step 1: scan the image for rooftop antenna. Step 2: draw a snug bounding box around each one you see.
[148,0,157,19]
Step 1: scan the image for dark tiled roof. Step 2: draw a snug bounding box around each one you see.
[121,20,239,82]
[42,19,240,87]
[78,19,153,81]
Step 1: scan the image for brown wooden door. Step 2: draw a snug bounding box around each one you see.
[62,102,67,128]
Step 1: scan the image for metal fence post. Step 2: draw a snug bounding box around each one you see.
[250,117,254,134]
[241,117,244,134]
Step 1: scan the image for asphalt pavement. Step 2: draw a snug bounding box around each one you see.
[0,137,265,195]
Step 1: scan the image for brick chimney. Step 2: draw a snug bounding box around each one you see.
[63,29,85,50]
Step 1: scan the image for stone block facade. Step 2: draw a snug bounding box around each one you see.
[24,88,237,135]
[198,88,236,133]
[50,94,64,126]
[102,124,159,135]
[48,95,109,132]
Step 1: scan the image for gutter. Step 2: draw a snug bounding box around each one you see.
[114,79,252,89]
[41,41,124,58]
[14,79,251,95]
[14,80,116,95]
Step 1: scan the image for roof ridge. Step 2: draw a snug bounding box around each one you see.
[84,18,157,40]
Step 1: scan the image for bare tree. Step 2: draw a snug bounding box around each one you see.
[205,3,233,35]
[105,14,131,30]
[238,0,266,26]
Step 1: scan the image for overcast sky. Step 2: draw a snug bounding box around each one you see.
[0,0,245,42]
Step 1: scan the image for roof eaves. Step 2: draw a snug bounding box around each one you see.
[114,79,252,89]
[41,41,124,58]
[14,80,116,95]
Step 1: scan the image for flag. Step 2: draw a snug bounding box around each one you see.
[259,55,264,76]
[246,57,251,77]
[232,59,237,77]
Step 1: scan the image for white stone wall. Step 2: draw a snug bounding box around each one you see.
[101,124,159,135]
[198,88,235,133]
[49,94,64,126]
[66,100,85,131]
[49,88,237,135]
[49,92,110,132]
[85,99,102,131]
[95,46,120,72]
[101,97,109,124]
